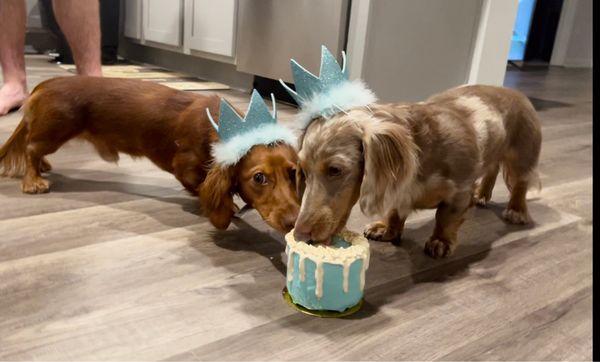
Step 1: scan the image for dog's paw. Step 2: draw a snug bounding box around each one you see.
[21,178,50,194]
[473,196,488,208]
[364,222,401,244]
[502,208,531,225]
[424,238,455,259]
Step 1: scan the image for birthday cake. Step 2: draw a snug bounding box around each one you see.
[285,229,370,312]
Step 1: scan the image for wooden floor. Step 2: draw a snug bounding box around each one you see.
[0,57,592,361]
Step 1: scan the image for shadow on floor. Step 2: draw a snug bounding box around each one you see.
[528,96,573,111]
[46,170,201,220]
[187,201,566,341]
[363,201,564,313]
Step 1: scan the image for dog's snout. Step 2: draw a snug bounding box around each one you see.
[293,222,312,241]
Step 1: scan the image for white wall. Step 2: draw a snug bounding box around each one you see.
[551,0,593,68]
[468,0,519,85]
[346,0,518,102]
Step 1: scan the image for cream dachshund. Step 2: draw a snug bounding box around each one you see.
[293,85,542,258]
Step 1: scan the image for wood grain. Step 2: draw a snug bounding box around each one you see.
[0,56,592,361]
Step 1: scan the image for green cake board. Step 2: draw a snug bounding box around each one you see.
[282,287,363,318]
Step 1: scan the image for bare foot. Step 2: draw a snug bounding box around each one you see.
[0,82,28,116]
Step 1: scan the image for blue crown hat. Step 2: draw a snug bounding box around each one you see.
[279,45,377,128]
[206,89,296,166]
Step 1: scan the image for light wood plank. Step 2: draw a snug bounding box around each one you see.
[0,55,591,361]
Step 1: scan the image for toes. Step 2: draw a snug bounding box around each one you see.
[364,222,400,243]
[474,196,487,208]
[424,238,454,259]
[364,223,386,241]
[502,209,531,224]
[21,178,50,194]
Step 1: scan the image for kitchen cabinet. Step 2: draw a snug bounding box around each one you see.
[123,0,236,58]
[236,0,349,82]
[123,0,142,40]
[186,0,236,57]
[143,0,183,46]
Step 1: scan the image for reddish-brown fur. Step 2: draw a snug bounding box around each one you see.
[0,76,299,232]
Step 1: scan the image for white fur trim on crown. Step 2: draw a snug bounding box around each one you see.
[211,123,297,166]
[296,80,378,127]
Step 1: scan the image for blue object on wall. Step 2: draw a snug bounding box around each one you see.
[509,0,537,61]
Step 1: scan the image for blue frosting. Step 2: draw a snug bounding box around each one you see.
[286,237,364,312]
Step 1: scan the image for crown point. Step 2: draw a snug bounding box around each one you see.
[319,46,346,88]
[290,59,322,102]
[341,50,349,79]
[279,79,301,105]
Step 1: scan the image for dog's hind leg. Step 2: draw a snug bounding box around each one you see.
[500,146,540,225]
[501,155,539,225]
[501,102,542,224]
[22,142,53,194]
[474,163,500,207]
[502,178,532,224]
[40,157,52,173]
[21,119,80,194]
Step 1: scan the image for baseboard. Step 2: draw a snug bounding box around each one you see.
[118,38,254,91]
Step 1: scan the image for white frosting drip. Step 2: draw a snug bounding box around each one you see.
[342,260,350,293]
[359,267,366,291]
[285,228,370,299]
[315,260,324,298]
[287,249,294,282]
[299,255,306,281]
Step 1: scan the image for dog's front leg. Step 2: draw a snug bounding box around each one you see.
[364,209,407,245]
[424,190,472,258]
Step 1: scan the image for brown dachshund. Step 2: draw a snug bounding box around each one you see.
[0,76,299,232]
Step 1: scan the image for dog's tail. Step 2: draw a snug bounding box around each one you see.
[0,117,29,177]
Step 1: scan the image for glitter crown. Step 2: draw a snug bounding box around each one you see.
[279,45,377,127]
[206,90,296,166]
[279,45,349,105]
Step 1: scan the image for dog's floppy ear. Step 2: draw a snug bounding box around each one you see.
[359,116,418,216]
[296,163,306,199]
[199,164,237,230]
[295,129,308,199]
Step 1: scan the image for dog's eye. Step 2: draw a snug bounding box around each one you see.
[253,172,268,185]
[328,166,342,177]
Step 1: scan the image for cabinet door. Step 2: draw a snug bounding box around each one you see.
[124,0,142,39]
[143,0,183,46]
[187,0,236,57]
[236,0,348,82]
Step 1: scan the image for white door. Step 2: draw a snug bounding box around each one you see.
[124,0,142,39]
[187,0,236,57]
[143,0,183,46]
